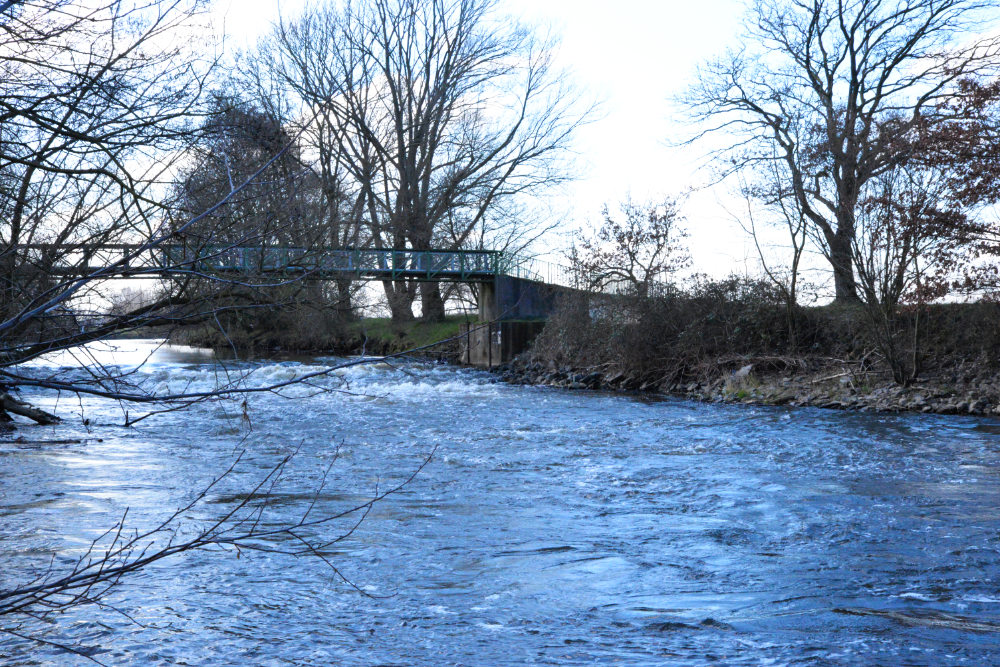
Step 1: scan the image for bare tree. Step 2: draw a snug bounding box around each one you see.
[266,0,587,322]
[734,154,810,349]
[237,30,369,315]
[850,154,980,383]
[686,0,1000,302]
[0,0,225,418]
[573,197,690,298]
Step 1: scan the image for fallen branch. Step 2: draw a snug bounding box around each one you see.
[0,393,60,425]
[810,371,851,384]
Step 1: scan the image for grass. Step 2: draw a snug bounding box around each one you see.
[348,314,471,355]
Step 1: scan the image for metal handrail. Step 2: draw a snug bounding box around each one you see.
[10,243,635,292]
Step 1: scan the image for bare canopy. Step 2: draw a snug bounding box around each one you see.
[259,0,587,321]
[685,0,1000,302]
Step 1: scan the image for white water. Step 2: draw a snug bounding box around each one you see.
[4,340,1000,665]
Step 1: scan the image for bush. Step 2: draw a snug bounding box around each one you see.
[174,282,353,353]
[530,274,1000,385]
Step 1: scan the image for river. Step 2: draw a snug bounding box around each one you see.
[3,340,1000,665]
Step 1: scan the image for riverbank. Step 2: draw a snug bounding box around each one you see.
[494,282,1000,417]
[496,356,1000,416]
[171,315,469,360]
[346,316,467,359]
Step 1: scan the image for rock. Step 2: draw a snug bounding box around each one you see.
[771,391,795,406]
[495,354,1000,419]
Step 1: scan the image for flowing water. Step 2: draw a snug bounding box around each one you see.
[3,340,1000,665]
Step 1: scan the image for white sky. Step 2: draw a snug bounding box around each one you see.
[217,0,763,276]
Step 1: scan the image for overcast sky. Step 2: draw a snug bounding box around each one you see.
[219,0,760,274]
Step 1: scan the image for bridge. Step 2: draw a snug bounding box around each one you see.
[11,243,579,366]
[13,244,507,281]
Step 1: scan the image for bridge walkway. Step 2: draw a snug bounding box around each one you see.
[12,244,507,283]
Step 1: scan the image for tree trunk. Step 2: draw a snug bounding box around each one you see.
[421,283,446,322]
[828,228,859,303]
[383,280,415,323]
[334,278,355,318]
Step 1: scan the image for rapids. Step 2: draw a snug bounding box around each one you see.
[3,340,1000,664]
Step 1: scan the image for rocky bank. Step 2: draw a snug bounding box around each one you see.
[496,357,1000,417]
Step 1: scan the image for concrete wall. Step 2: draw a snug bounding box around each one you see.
[465,276,579,367]
[460,320,548,368]
[479,276,570,322]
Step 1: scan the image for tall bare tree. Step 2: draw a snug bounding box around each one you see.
[237,27,368,315]
[686,0,1000,302]
[735,155,810,349]
[266,0,586,322]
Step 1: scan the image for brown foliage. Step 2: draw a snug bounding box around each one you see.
[531,276,1000,388]
[531,276,831,385]
[572,197,690,298]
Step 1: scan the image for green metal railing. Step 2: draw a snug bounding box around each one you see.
[156,245,502,281]
[10,243,666,296]
[10,243,591,288]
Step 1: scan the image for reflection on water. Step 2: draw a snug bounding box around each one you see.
[3,341,1000,665]
[26,338,219,370]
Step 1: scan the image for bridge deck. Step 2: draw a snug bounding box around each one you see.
[11,245,503,282]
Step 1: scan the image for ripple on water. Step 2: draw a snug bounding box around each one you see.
[4,349,1000,665]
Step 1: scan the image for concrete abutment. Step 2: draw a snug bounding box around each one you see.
[463,276,575,367]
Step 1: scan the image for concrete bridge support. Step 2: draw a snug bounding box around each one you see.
[479,275,561,321]
[464,276,571,367]
[459,320,548,368]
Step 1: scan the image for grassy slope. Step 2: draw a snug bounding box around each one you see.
[347,315,470,356]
